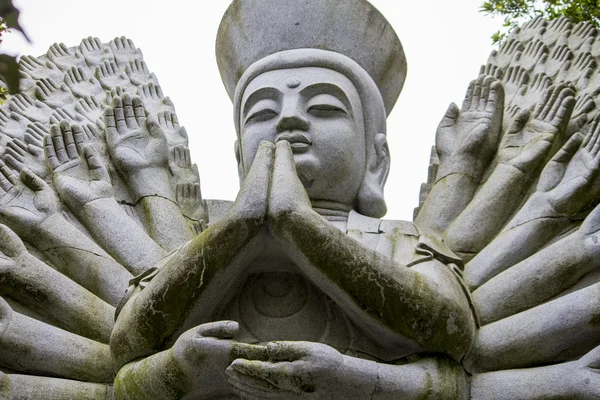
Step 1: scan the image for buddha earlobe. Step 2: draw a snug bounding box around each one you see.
[357,133,390,218]
[235,140,245,183]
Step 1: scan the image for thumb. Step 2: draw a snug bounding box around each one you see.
[20,169,47,191]
[440,103,460,127]
[83,145,110,182]
[146,114,162,138]
[0,224,25,257]
[195,320,239,339]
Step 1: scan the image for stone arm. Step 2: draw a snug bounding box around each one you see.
[226,341,469,400]
[464,117,600,290]
[267,141,475,361]
[0,163,131,306]
[46,121,166,275]
[470,344,600,399]
[104,94,192,251]
[111,144,275,399]
[0,373,112,400]
[446,85,574,256]
[0,223,114,343]
[416,76,504,235]
[0,297,113,384]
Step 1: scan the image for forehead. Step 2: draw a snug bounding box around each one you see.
[242,67,360,105]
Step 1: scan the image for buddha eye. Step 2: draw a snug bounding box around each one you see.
[245,108,278,124]
[306,94,348,117]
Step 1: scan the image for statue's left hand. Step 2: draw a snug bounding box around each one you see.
[226,341,354,399]
[435,75,504,181]
[267,140,313,223]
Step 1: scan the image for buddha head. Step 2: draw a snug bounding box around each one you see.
[216,0,406,218]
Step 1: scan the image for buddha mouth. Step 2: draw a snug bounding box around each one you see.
[276,133,312,153]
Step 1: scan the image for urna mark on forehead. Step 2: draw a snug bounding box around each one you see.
[240,67,364,127]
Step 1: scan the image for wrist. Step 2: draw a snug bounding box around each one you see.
[125,168,175,203]
[337,355,378,399]
[436,158,484,183]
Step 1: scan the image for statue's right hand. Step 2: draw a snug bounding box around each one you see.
[227,141,275,223]
[172,321,267,396]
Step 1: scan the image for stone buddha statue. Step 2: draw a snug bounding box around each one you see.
[110,0,475,398]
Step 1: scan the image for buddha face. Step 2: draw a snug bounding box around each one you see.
[239,67,366,211]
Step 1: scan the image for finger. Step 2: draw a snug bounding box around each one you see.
[0,224,25,257]
[461,79,474,110]
[228,359,300,394]
[71,124,86,153]
[44,134,60,170]
[122,93,137,129]
[236,141,274,210]
[20,169,47,192]
[83,146,110,181]
[112,96,127,133]
[267,342,311,362]
[554,132,584,164]
[50,124,69,164]
[485,80,505,114]
[194,320,239,339]
[60,121,78,160]
[132,96,146,126]
[0,160,17,187]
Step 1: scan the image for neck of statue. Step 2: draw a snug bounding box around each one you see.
[310,200,350,232]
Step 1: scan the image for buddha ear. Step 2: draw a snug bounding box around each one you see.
[234,140,245,183]
[357,133,390,218]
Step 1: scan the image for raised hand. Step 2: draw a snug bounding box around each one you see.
[95,60,130,91]
[512,16,546,43]
[24,122,48,148]
[557,52,596,87]
[542,16,572,47]
[0,108,29,139]
[176,183,207,224]
[109,37,143,66]
[435,75,504,182]
[533,112,600,218]
[0,161,60,234]
[510,72,552,113]
[9,93,52,123]
[75,95,105,127]
[19,55,62,82]
[513,40,548,71]
[34,77,75,109]
[138,82,175,114]
[534,44,573,78]
[502,65,530,102]
[151,110,188,147]
[45,121,114,209]
[64,66,103,98]
[4,137,47,179]
[569,21,597,52]
[488,38,524,69]
[169,145,198,184]
[567,93,596,137]
[499,84,575,173]
[46,43,86,71]
[125,59,157,86]
[79,36,114,67]
[479,63,503,79]
[49,107,84,125]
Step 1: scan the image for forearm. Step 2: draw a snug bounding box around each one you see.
[446,164,529,254]
[473,231,597,324]
[35,213,132,306]
[464,216,573,290]
[416,173,479,235]
[0,300,113,383]
[271,209,475,360]
[470,362,577,400]
[111,212,264,368]
[80,198,166,275]
[3,374,111,400]
[137,196,192,250]
[126,167,192,250]
[374,358,468,400]
[1,254,114,343]
[114,350,186,400]
[465,281,600,372]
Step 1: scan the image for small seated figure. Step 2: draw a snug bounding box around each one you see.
[110,0,481,398]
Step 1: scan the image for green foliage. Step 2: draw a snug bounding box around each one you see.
[481,0,600,44]
[0,0,28,96]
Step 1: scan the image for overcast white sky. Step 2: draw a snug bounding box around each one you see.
[2,0,503,221]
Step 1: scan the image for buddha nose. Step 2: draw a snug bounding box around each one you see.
[276,102,309,133]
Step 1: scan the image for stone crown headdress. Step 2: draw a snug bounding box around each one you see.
[216,0,407,116]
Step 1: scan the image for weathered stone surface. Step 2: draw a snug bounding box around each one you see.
[0,2,599,399]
